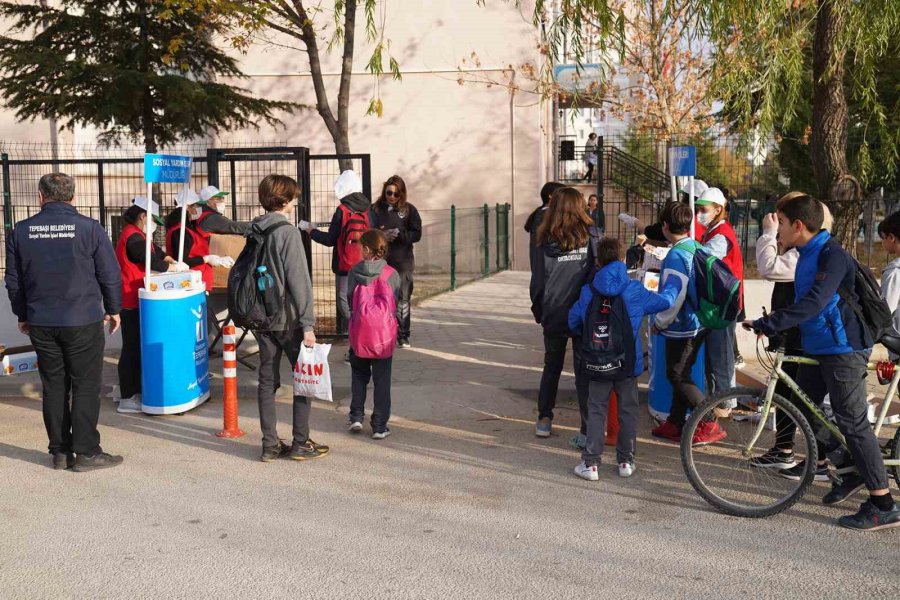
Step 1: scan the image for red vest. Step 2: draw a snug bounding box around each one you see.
[116,223,155,310]
[698,220,745,308]
[166,212,213,291]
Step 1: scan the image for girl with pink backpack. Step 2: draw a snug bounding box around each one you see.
[347,229,401,439]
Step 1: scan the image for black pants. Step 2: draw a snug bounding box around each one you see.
[396,270,414,341]
[584,163,594,180]
[30,322,105,455]
[796,352,888,491]
[538,332,589,434]
[118,309,142,400]
[665,332,711,427]
[349,353,393,432]
[256,329,312,448]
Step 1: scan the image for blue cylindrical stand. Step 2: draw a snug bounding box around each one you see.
[648,332,705,421]
[138,287,210,414]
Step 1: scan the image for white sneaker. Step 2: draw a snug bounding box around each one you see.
[108,385,121,403]
[348,421,363,433]
[618,462,636,477]
[372,429,391,440]
[117,395,142,414]
[574,461,599,481]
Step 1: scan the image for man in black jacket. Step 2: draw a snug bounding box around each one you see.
[5,173,123,472]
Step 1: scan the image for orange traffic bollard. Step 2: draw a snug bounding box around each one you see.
[216,325,245,438]
[604,391,619,446]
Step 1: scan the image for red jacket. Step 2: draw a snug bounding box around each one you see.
[697,219,744,308]
[115,224,154,309]
[166,212,212,291]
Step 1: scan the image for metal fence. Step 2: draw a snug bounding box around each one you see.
[556,130,898,270]
[0,144,511,334]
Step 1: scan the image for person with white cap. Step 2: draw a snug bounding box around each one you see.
[194,185,250,236]
[164,187,235,293]
[114,197,190,414]
[693,187,744,403]
[300,170,373,336]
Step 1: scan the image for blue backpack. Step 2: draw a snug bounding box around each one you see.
[581,284,635,380]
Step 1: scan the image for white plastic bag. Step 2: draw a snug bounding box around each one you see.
[293,343,333,402]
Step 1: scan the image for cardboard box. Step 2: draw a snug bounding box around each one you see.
[145,270,204,293]
[210,234,246,290]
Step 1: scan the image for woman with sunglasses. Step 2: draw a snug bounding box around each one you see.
[373,175,421,348]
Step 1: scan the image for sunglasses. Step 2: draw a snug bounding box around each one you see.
[386,190,401,198]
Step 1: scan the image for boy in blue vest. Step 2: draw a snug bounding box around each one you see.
[569,238,673,480]
[650,202,728,446]
[748,194,899,531]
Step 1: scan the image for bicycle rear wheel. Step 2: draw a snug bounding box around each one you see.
[681,387,818,518]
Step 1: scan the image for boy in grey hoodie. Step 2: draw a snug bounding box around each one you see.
[347,229,401,439]
[251,175,329,463]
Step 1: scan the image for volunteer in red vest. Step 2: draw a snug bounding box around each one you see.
[164,188,234,293]
[301,170,373,338]
[693,186,744,399]
[115,197,190,414]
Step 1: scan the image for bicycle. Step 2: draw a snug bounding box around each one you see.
[680,333,900,518]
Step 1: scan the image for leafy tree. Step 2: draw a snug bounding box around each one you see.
[0,0,294,153]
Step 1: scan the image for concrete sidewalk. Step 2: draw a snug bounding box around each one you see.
[0,271,898,599]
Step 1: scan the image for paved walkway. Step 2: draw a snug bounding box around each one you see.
[0,271,897,599]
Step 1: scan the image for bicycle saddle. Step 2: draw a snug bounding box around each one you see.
[879,332,900,357]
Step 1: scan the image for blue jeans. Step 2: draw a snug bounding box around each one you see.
[705,323,735,402]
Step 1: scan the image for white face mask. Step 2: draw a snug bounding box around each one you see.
[697,211,713,227]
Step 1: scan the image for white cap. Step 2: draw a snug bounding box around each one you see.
[174,187,201,207]
[131,196,164,225]
[198,185,228,202]
[679,179,708,198]
[696,187,727,207]
[334,170,363,200]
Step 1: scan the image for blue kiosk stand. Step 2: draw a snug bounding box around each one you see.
[139,286,210,414]
[648,332,705,421]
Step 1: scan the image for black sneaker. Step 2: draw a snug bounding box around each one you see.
[52,452,75,470]
[72,452,124,472]
[778,460,830,482]
[749,448,797,469]
[260,441,291,463]
[838,500,900,531]
[822,473,866,506]
[398,338,411,349]
[290,439,329,461]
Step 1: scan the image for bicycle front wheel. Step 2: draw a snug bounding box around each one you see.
[681,387,818,518]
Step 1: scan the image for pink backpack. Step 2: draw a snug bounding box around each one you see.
[349,265,398,359]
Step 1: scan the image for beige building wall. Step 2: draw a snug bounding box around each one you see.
[0,1,547,269]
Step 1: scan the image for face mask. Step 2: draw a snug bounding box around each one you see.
[697,211,712,227]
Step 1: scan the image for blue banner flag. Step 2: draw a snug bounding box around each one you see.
[144,154,193,184]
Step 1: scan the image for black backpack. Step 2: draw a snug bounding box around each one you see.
[581,284,635,381]
[821,241,893,345]
[227,221,291,330]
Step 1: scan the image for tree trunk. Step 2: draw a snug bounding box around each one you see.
[335,0,356,172]
[294,1,353,171]
[810,0,856,253]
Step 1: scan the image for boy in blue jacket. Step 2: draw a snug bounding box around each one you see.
[650,202,728,446]
[748,194,899,531]
[569,238,673,480]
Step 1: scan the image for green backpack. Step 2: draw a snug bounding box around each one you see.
[682,240,742,330]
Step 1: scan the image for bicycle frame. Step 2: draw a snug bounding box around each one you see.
[746,350,900,469]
